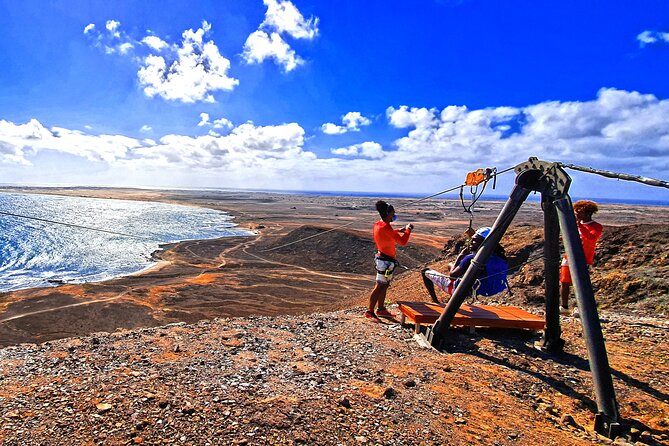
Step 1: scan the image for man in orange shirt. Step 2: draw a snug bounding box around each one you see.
[366,200,413,322]
[560,200,603,316]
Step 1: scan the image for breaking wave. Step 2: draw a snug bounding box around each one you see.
[0,193,253,292]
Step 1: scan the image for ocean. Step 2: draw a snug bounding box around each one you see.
[0,193,254,292]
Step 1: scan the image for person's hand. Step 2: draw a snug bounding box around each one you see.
[406,223,414,231]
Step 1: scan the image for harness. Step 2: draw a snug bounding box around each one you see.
[471,255,512,299]
[375,252,400,278]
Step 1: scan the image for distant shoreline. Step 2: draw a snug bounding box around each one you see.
[1,185,668,207]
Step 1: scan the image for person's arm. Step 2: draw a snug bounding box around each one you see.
[392,224,413,246]
[449,252,472,278]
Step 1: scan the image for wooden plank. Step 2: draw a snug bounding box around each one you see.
[397,301,545,330]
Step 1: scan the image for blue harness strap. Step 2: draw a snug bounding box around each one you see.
[477,255,510,296]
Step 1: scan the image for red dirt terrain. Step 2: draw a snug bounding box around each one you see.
[0,188,667,445]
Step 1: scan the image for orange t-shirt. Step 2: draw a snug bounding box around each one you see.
[578,220,603,265]
[373,220,411,259]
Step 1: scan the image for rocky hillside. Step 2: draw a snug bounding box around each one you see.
[0,308,667,445]
[399,224,669,313]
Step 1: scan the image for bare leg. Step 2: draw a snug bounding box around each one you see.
[375,283,389,311]
[369,282,388,313]
[560,282,570,308]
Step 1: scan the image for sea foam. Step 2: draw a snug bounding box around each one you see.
[0,193,254,292]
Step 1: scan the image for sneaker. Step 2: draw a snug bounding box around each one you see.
[376,308,396,318]
[560,306,570,316]
[364,310,381,322]
[572,307,580,318]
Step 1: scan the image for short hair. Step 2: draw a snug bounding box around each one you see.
[375,200,393,218]
[573,200,599,216]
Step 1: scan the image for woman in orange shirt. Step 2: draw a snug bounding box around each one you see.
[366,200,413,321]
[560,200,603,316]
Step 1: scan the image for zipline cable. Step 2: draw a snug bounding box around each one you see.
[260,165,518,253]
[560,163,669,190]
[0,210,170,243]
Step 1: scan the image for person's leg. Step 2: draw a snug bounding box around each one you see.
[368,282,385,313]
[559,264,571,312]
[560,282,571,309]
[422,269,455,302]
[421,269,440,303]
[375,283,389,312]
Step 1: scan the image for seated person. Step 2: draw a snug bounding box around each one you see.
[421,227,509,303]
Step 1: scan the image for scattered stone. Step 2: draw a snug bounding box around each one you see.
[338,396,351,409]
[403,378,416,388]
[639,431,653,443]
[628,427,640,442]
[560,414,577,427]
[95,403,112,413]
[383,387,397,399]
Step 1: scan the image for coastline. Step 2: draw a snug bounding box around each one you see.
[0,186,667,347]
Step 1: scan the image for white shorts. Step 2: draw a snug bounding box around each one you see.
[375,257,397,284]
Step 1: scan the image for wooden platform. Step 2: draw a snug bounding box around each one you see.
[397,301,545,333]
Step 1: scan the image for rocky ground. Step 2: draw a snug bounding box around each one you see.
[0,188,667,445]
[1,308,667,445]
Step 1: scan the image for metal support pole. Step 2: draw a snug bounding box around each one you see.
[429,184,532,342]
[541,197,564,352]
[555,196,620,433]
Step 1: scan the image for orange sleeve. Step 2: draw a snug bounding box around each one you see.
[578,222,603,241]
[393,228,411,246]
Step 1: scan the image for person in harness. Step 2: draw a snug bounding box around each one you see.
[421,227,509,303]
[366,200,414,322]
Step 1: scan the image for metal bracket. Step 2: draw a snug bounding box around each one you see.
[594,412,623,439]
[514,157,572,198]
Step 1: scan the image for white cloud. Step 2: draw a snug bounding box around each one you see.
[137,21,238,103]
[637,30,669,47]
[142,35,169,51]
[321,111,371,134]
[342,112,371,130]
[198,113,233,130]
[384,88,669,176]
[242,0,318,71]
[0,119,310,170]
[242,30,302,72]
[321,122,346,135]
[140,125,152,132]
[118,42,134,54]
[85,20,238,103]
[83,23,95,34]
[2,89,668,195]
[212,117,233,130]
[331,141,385,159]
[262,0,319,39]
[106,20,121,38]
[198,113,210,127]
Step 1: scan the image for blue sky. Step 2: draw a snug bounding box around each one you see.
[0,0,668,201]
